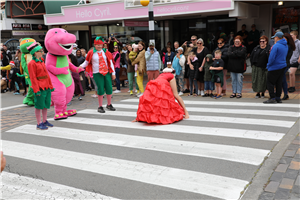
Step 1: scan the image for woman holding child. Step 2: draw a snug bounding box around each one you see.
[132,41,146,98]
[127,44,140,95]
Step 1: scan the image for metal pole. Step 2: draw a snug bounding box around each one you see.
[148,0,155,45]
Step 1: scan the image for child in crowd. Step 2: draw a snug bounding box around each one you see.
[202,54,214,97]
[129,44,140,94]
[187,51,199,96]
[210,50,224,99]
[8,61,21,95]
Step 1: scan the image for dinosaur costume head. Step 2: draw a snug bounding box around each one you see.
[45,28,76,56]
[20,38,36,54]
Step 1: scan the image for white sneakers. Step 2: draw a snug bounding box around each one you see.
[113,90,121,94]
[137,93,143,98]
[178,91,184,96]
[200,90,205,96]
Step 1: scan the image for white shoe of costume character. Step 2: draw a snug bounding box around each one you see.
[45,28,84,120]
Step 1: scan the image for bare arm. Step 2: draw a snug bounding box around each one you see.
[170,78,189,119]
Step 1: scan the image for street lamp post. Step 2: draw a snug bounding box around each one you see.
[140,0,155,45]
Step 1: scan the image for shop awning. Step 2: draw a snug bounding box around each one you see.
[43,1,80,14]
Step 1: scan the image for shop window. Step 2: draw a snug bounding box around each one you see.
[273,6,300,34]
[91,25,108,39]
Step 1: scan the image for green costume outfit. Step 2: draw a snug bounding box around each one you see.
[18,38,37,106]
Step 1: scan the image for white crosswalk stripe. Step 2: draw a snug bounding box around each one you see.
[7,125,270,165]
[122,99,300,108]
[1,172,119,200]
[78,109,295,128]
[2,99,298,200]
[110,103,300,117]
[50,117,285,141]
[3,140,248,200]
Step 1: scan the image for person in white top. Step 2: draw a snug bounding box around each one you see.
[79,37,116,113]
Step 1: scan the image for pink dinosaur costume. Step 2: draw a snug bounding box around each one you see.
[45,28,83,120]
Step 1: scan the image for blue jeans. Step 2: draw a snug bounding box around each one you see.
[282,67,289,95]
[115,68,120,90]
[230,72,243,94]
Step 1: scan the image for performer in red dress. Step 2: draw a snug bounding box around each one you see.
[133,69,189,124]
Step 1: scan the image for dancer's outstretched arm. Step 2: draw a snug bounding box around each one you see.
[169,78,189,119]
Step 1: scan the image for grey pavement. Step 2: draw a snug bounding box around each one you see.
[1,90,300,199]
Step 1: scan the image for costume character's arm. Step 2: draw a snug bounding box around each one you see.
[47,64,70,75]
[69,61,84,73]
[0,65,11,71]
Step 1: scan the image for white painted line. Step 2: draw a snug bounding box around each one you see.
[78,109,295,128]
[0,104,27,111]
[3,140,248,200]
[49,117,285,141]
[1,172,119,200]
[121,99,300,109]
[8,125,270,165]
[112,103,300,118]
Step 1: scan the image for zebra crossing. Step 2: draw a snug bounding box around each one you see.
[1,99,299,199]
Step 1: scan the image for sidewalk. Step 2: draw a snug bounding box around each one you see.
[259,134,300,200]
[114,72,300,99]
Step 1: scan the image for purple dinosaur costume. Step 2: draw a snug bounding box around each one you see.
[45,28,83,120]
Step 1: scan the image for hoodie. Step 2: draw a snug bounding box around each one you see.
[203,54,214,82]
[267,39,288,71]
[145,47,162,71]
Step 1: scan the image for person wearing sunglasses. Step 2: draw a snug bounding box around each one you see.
[250,35,270,99]
[227,36,247,99]
[181,35,198,93]
[192,38,209,96]
[212,38,229,96]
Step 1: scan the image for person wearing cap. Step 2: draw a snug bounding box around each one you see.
[79,36,116,113]
[172,47,185,95]
[264,31,288,104]
[27,42,54,130]
[145,42,162,82]
[269,29,282,46]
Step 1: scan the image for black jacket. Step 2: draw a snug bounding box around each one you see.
[188,58,200,79]
[250,45,270,68]
[1,51,10,66]
[227,45,247,73]
[212,45,229,69]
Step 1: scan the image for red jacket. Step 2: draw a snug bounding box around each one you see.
[28,59,53,93]
[85,50,115,75]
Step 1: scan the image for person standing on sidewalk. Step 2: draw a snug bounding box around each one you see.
[172,47,185,96]
[145,42,162,82]
[264,32,288,104]
[250,35,270,99]
[112,46,121,94]
[227,36,247,99]
[282,33,296,100]
[182,35,198,93]
[288,31,300,93]
[131,41,146,98]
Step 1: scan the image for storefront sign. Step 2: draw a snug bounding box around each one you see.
[12,31,47,36]
[45,0,232,25]
[12,23,31,30]
[32,24,48,30]
[273,6,300,33]
[124,20,148,27]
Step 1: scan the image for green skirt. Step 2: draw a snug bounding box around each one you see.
[252,65,267,93]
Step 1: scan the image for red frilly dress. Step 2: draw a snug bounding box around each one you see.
[136,72,185,124]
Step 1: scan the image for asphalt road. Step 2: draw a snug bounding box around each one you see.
[1,91,299,199]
